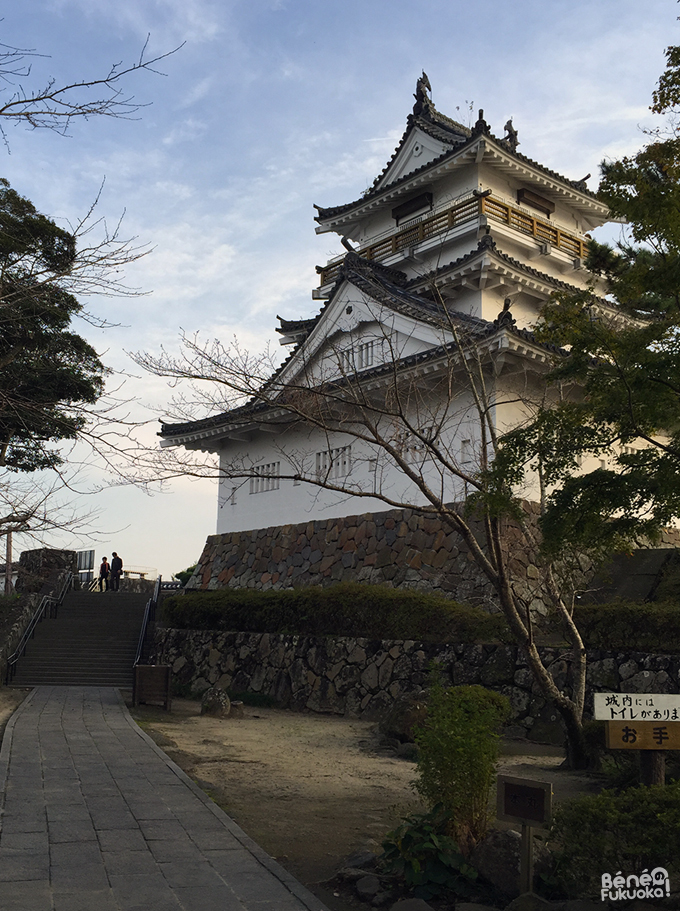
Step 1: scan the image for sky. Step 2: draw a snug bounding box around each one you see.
[2,0,678,579]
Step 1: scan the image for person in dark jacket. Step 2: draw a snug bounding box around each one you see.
[110,552,123,591]
[98,557,110,592]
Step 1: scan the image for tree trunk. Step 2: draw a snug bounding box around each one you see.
[556,700,589,770]
[640,751,665,786]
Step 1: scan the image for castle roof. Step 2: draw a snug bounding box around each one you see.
[314,81,604,229]
[159,249,567,445]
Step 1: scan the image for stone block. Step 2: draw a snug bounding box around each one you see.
[334,664,362,694]
[623,670,657,693]
[200,687,231,717]
[479,646,516,686]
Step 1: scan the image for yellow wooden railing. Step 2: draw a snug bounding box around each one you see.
[317,193,588,286]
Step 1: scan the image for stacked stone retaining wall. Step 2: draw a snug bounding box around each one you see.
[187,505,680,613]
[152,627,680,743]
[187,504,550,611]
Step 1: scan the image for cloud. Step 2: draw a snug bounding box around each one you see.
[48,0,225,44]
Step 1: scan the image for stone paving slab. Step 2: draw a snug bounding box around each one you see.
[0,687,330,911]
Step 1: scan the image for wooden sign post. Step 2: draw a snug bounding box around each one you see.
[497,776,552,894]
[594,693,680,786]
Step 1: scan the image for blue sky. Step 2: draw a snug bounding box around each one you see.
[3,0,677,578]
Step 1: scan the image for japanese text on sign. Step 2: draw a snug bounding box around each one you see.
[605,720,680,750]
[496,776,552,828]
[593,693,680,722]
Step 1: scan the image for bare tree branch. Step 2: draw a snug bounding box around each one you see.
[0,36,183,146]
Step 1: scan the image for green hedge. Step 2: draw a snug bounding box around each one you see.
[549,782,680,898]
[160,583,511,643]
[575,601,680,652]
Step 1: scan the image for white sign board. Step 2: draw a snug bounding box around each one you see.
[594,693,680,722]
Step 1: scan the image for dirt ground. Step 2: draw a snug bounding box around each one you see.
[0,687,31,739]
[128,697,600,911]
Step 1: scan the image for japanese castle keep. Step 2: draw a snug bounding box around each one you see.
[160,76,613,595]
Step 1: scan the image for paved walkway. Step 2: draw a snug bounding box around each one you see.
[0,687,330,911]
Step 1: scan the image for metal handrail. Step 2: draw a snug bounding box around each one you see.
[6,572,73,683]
[134,575,162,668]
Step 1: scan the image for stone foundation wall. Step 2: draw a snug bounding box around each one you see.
[0,595,41,682]
[152,627,680,743]
[187,504,551,611]
[17,548,77,593]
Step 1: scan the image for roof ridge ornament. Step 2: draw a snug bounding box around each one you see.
[471,108,490,136]
[478,232,496,251]
[413,70,433,116]
[502,118,519,152]
[493,297,517,330]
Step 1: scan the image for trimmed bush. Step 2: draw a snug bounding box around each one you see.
[575,601,680,652]
[413,682,511,856]
[160,583,510,643]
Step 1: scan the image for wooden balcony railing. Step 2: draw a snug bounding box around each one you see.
[317,193,588,286]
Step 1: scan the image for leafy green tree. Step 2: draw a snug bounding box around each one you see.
[173,563,198,586]
[0,179,107,472]
[492,42,680,560]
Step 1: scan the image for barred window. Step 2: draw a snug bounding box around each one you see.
[316,445,352,479]
[358,340,374,369]
[249,462,280,495]
[340,349,353,373]
[394,427,435,464]
[340,340,375,372]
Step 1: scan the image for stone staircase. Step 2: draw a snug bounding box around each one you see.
[10,590,148,687]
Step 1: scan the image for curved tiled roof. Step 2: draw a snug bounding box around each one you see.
[160,250,566,441]
[407,235,596,298]
[314,102,600,224]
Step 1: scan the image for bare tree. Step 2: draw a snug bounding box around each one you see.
[0,29,179,543]
[133,272,592,768]
[0,36,181,146]
[0,469,101,547]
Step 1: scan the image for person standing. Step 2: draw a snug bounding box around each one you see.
[110,552,123,591]
[98,557,110,592]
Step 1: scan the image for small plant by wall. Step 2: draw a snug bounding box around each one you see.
[413,682,511,856]
[380,805,479,902]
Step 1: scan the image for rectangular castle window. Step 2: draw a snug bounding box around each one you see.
[316,445,352,480]
[358,340,374,369]
[249,462,281,495]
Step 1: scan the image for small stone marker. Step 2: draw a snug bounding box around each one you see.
[200,687,231,718]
